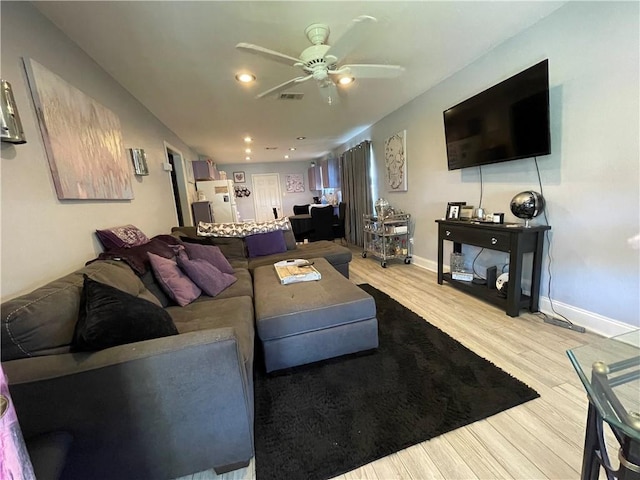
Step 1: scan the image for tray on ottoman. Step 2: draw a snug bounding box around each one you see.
[253,257,378,372]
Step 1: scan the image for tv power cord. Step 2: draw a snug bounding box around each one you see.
[537,313,586,333]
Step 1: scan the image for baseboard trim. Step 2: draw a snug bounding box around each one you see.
[410,256,634,338]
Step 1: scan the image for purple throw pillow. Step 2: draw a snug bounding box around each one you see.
[245,230,287,258]
[176,256,237,297]
[148,253,201,306]
[96,224,150,250]
[183,243,234,274]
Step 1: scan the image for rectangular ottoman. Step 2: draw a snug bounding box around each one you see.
[253,257,378,372]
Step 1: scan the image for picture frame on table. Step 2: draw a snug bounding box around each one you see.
[446,201,466,220]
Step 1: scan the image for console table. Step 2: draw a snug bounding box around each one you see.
[435,219,550,317]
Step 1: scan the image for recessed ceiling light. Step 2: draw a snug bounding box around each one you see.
[245,156,251,161]
[284,155,290,159]
[296,136,306,140]
[244,136,252,143]
[338,76,355,85]
[235,73,256,83]
[289,147,296,151]
[245,148,251,153]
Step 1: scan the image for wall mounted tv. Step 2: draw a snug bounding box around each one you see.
[443,59,550,171]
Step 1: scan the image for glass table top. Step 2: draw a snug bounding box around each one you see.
[567,330,640,440]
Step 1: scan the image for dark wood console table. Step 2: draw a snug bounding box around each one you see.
[436,219,551,317]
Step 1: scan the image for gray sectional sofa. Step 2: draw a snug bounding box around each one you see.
[0,230,351,479]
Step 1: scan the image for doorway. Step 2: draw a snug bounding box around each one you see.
[252,173,282,222]
[164,142,191,226]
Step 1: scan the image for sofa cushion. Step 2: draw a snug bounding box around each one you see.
[178,235,248,262]
[182,243,234,274]
[191,267,252,301]
[167,295,255,366]
[247,240,352,270]
[1,260,159,361]
[245,230,287,258]
[139,270,173,307]
[148,253,201,307]
[283,228,297,250]
[176,255,237,297]
[96,224,150,250]
[72,276,178,352]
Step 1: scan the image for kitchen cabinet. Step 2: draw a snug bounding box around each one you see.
[321,157,340,188]
[308,165,322,191]
[192,160,218,181]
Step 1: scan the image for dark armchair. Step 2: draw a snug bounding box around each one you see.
[293,204,310,215]
[310,205,336,242]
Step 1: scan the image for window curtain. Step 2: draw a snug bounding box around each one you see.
[340,141,372,247]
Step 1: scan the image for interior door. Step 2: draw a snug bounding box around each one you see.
[252,173,282,222]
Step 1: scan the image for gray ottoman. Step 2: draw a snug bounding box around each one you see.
[253,257,378,372]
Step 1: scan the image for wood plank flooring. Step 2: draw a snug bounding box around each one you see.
[180,247,617,480]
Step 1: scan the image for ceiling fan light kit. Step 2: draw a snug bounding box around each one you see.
[236,15,404,104]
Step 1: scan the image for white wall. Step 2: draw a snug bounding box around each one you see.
[338,2,639,334]
[0,2,198,300]
[221,160,316,220]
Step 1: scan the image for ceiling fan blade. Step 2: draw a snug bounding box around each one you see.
[337,64,406,78]
[236,43,301,67]
[256,75,313,99]
[325,15,377,63]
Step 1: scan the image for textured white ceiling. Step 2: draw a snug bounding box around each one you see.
[34,1,565,165]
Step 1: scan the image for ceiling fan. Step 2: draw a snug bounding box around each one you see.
[236,15,405,105]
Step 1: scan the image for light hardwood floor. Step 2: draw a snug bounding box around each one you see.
[181,248,616,480]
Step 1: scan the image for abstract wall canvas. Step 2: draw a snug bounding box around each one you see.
[285,174,304,193]
[23,58,133,200]
[384,130,407,192]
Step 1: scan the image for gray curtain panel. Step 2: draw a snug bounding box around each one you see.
[341,141,372,247]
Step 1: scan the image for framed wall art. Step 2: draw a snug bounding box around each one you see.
[233,171,245,183]
[285,173,304,193]
[23,57,133,200]
[384,130,407,192]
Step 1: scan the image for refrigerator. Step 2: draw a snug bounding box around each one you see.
[195,180,239,223]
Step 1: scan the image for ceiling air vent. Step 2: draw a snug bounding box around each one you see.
[279,92,304,100]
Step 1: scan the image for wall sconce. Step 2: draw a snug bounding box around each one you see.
[129,148,149,176]
[1,80,26,144]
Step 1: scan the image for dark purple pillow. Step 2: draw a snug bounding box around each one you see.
[96,224,150,250]
[95,235,184,275]
[176,256,237,297]
[245,230,287,258]
[183,243,234,274]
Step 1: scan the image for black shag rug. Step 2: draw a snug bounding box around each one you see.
[253,284,539,480]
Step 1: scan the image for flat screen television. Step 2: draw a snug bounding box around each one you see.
[443,59,550,171]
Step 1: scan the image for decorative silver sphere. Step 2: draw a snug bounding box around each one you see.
[510,191,545,227]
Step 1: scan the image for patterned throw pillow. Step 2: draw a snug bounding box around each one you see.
[197,217,291,238]
[96,224,150,250]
